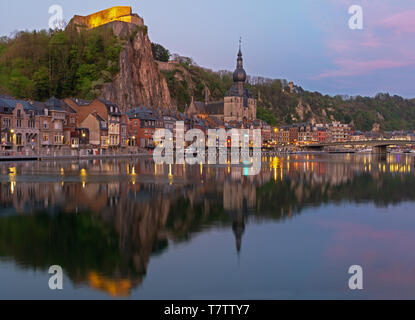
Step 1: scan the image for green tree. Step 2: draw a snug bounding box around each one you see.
[151,43,170,62]
[32,66,50,100]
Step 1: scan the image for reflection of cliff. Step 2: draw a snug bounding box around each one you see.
[0,212,144,297]
[0,155,414,296]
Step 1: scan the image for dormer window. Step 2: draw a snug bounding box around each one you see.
[110,106,114,113]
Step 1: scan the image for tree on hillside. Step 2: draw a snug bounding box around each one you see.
[151,43,170,62]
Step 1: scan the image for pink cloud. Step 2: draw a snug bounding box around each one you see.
[314,58,414,79]
[316,218,415,296]
[379,10,415,34]
[312,2,415,81]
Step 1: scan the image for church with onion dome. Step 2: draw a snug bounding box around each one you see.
[185,41,257,123]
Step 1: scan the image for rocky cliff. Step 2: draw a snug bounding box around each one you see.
[67,8,172,112]
[100,22,172,111]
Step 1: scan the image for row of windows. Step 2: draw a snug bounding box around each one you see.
[130,120,165,128]
[2,118,64,129]
[42,135,64,143]
[2,118,37,128]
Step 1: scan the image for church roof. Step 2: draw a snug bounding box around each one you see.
[205,101,224,115]
[225,85,253,99]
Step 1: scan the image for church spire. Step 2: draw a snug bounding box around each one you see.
[233,37,247,84]
[237,37,243,68]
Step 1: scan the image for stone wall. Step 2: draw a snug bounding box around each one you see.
[69,6,144,31]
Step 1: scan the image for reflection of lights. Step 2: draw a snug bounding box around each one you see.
[200,163,203,176]
[61,168,65,176]
[80,169,87,188]
[168,164,173,185]
[271,157,280,169]
[10,181,16,194]
[9,167,17,194]
[131,166,136,176]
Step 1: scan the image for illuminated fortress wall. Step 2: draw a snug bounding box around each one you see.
[71,6,144,30]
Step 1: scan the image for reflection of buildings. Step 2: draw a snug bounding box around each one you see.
[0,154,414,296]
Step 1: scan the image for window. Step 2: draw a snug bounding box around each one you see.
[15,134,22,145]
[17,110,21,117]
[43,121,48,129]
[70,118,75,124]
[3,118,10,128]
[54,122,61,130]
[28,120,35,128]
[43,134,48,142]
[17,119,22,128]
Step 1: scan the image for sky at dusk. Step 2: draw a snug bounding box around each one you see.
[1,0,415,98]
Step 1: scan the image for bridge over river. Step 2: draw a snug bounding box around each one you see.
[303,140,415,154]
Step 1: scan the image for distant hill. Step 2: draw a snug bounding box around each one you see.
[157,58,415,131]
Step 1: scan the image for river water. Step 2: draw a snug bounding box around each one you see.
[0,154,415,299]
